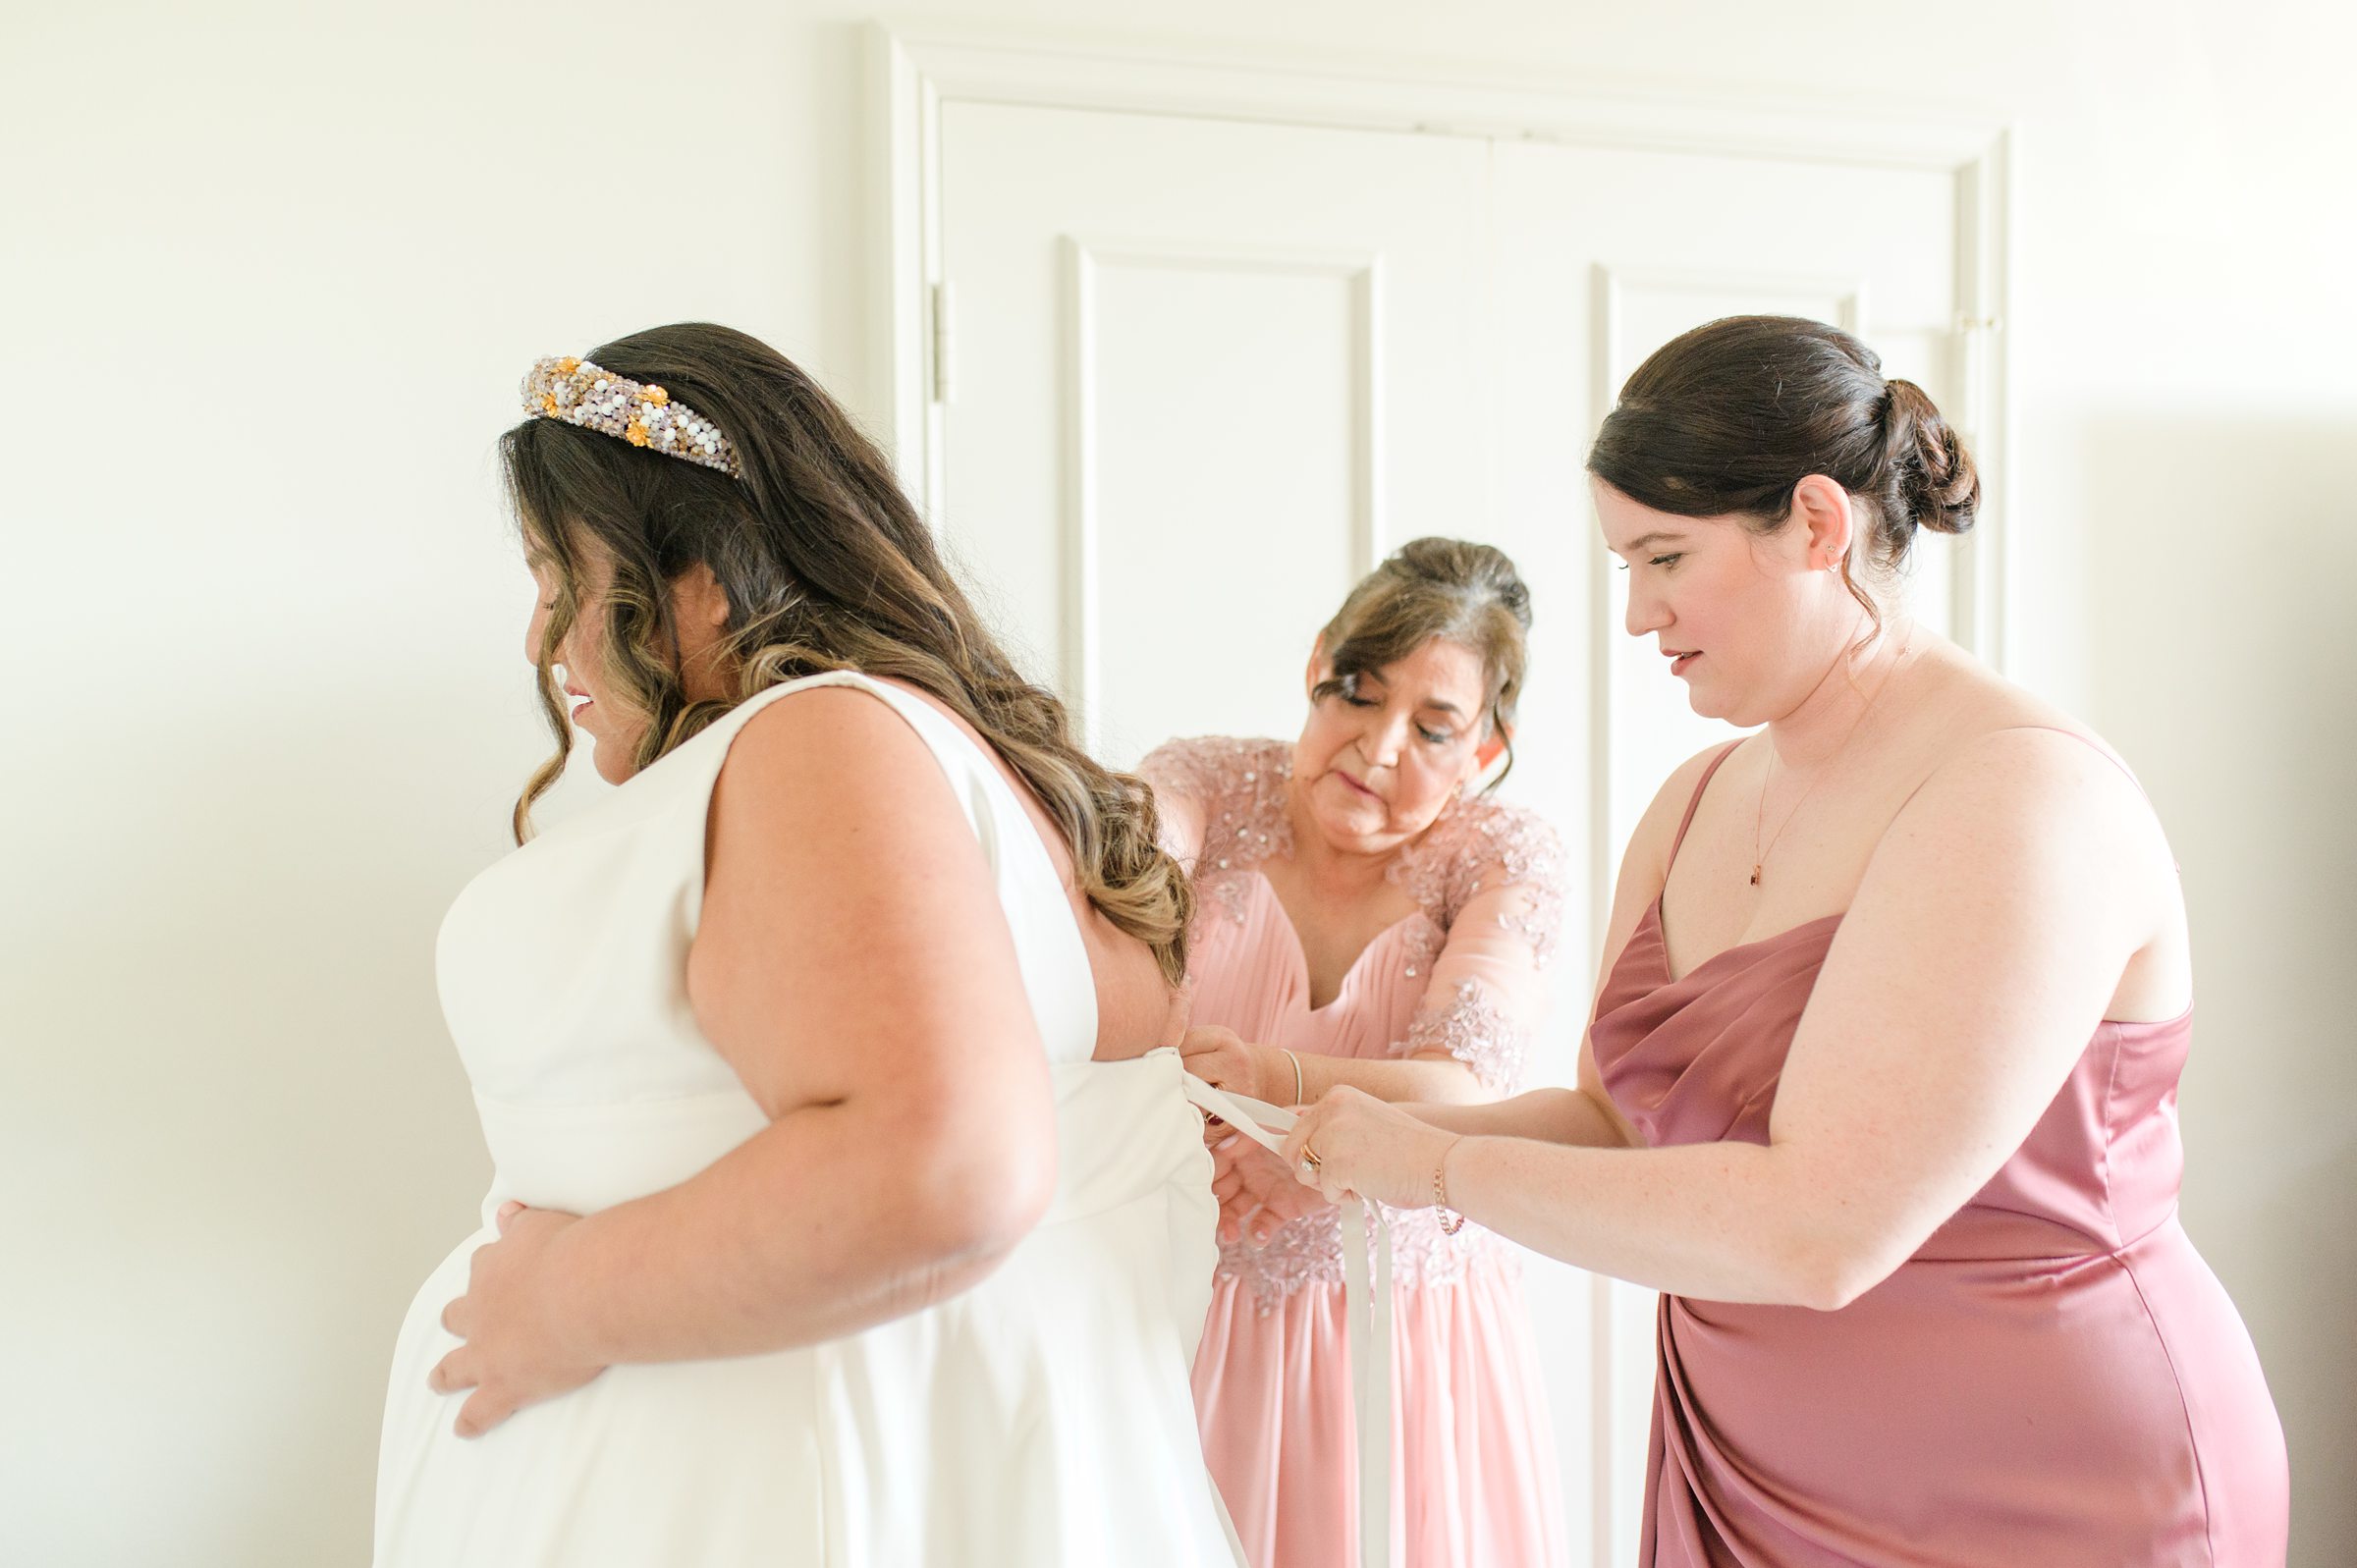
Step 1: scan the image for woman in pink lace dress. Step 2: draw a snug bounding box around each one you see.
[1139,538,1568,1568]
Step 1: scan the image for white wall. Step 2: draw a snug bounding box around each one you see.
[4,2,2348,1563]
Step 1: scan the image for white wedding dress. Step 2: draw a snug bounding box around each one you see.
[375,671,1246,1567]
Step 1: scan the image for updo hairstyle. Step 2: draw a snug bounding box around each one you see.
[1586,315,1980,625]
[1312,537,1534,789]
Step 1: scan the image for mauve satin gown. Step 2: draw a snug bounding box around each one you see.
[1592,739,2287,1567]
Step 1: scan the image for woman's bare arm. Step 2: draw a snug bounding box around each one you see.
[1402,742,1727,1149]
[1315,729,2170,1308]
[530,687,1061,1362]
[1209,763,1718,1237]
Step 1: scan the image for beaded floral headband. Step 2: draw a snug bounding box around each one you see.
[520,355,742,478]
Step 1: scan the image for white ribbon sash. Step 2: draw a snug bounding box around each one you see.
[1180,1076,1394,1568]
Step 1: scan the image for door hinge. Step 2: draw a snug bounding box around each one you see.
[932,281,956,404]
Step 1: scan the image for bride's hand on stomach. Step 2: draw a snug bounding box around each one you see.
[429,1201,607,1437]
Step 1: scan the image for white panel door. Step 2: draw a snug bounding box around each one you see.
[938,101,1498,771]
[930,97,1972,1568]
[1489,137,1964,1568]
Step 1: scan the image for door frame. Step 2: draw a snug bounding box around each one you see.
[868,27,2013,1563]
[868,22,2011,660]
[867,19,2017,922]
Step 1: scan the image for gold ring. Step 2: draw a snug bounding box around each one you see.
[1299,1145,1323,1176]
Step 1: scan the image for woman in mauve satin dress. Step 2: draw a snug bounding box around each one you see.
[1265,317,2289,1566]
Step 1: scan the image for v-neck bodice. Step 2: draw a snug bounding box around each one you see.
[1592,888,1842,1152]
[1255,871,1433,1016]
[1199,872,1435,1052]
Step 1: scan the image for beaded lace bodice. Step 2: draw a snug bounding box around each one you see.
[1138,735,1565,1302]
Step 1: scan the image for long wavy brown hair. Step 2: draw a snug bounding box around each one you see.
[501,322,1192,983]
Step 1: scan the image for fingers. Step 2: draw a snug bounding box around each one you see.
[1278,1107,1324,1182]
[1258,1170,1312,1217]
[1282,1100,1364,1199]
[453,1386,513,1440]
[1178,1024,1242,1057]
[1182,1043,1233,1119]
[1277,1114,1308,1168]
[1215,1172,1258,1233]
[428,1346,478,1396]
[1215,1201,1285,1249]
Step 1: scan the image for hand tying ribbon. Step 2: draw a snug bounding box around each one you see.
[1180,1076,1396,1568]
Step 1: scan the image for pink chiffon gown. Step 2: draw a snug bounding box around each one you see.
[1592,739,2288,1567]
[1140,736,1570,1568]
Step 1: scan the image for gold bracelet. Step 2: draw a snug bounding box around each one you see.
[1436,1135,1467,1235]
[1281,1047,1304,1106]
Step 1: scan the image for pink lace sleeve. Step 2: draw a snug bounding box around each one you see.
[1134,738,1215,864]
[1135,736,1294,925]
[1391,800,1566,1094]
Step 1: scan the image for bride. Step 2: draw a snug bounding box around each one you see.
[374,323,1244,1566]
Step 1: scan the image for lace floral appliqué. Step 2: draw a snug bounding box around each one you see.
[1140,737,1566,960]
[1389,798,1568,972]
[1404,978,1527,1095]
[1218,1202,1518,1308]
[1143,735,1568,1306]
[1136,736,1295,925]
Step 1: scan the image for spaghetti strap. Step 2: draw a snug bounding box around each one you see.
[1888,725,2179,877]
[1993,725,2148,798]
[1667,740,1748,872]
[1992,725,2180,874]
